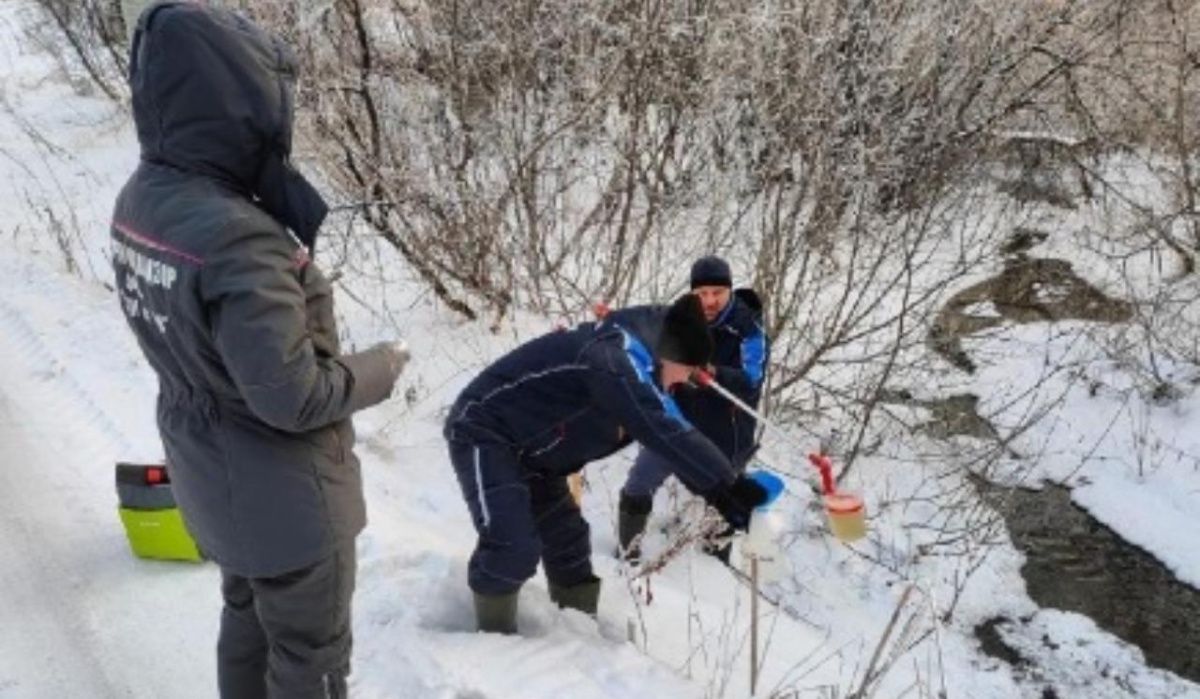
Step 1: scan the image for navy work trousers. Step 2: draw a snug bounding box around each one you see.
[448,441,593,595]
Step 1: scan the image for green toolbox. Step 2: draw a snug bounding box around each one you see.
[116,462,203,562]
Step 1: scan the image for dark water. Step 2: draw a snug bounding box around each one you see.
[975,480,1200,683]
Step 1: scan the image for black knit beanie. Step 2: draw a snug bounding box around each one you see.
[690,256,732,289]
[656,294,713,366]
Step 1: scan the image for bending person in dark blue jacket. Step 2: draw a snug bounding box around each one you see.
[444,295,768,633]
[618,256,769,563]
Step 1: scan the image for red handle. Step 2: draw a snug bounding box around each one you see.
[693,369,714,387]
[808,453,834,495]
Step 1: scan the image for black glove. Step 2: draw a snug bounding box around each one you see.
[704,475,769,532]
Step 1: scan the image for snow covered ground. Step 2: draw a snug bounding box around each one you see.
[1,2,1199,698]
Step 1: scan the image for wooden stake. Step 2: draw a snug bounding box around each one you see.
[567,472,584,506]
[750,555,760,697]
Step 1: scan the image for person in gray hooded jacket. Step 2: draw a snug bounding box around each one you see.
[110,3,407,697]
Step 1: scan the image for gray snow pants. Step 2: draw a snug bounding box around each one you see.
[217,543,356,699]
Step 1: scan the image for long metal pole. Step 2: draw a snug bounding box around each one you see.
[695,371,810,455]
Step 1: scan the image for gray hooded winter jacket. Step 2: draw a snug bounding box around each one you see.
[110,3,398,577]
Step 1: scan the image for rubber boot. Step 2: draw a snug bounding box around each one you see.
[474,591,519,634]
[617,491,653,564]
[548,575,601,616]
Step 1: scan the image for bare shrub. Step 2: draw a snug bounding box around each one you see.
[26,0,127,102]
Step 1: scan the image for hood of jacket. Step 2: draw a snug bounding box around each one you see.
[128,2,327,249]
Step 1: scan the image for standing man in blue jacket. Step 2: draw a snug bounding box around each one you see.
[444,295,769,633]
[618,256,769,562]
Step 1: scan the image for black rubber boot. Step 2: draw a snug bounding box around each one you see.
[548,575,601,616]
[474,591,519,634]
[617,492,653,564]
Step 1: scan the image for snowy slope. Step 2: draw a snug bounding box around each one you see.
[0,242,708,699]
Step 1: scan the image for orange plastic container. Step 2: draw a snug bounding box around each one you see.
[824,492,866,542]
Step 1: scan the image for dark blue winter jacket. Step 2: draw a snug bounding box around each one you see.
[674,289,768,467]
[444,306,738,496]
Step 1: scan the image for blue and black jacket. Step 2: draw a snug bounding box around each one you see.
[444,306,738,496]
[675,289,769,467]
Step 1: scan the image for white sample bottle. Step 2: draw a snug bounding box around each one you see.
[739,508,786,584]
